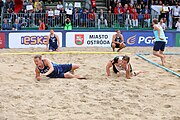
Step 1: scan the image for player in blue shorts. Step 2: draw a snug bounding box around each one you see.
[34,55,85,81]
[46,29,60,51]
[152,18,166,66]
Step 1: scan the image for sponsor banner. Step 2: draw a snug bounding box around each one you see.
[9,32,62,48]
[123,31,175,47]
[66,32,114,47]
[66,31,175,47]
[176,33,180,47]
[0,33,5,48]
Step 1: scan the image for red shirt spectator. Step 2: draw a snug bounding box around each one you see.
[114,4,123,14]
[131,12,138,20]
[144,13,150,20]
[128,4,133,14]
[39,19,45,30]
[88,9,96,20]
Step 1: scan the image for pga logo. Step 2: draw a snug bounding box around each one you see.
[138,36,168,44]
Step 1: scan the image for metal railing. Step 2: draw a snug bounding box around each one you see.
[1,12,155,29]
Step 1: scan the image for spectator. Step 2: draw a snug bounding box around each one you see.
[64,17,72,30]
[12,18,21,30]
[142,5,150,14]
[54,8,60,26]
[168,7,173,29]
[28,0,34,6]
[131,9,138,27]
[107,10,114,27]
[175,18,180,31]
[34,5,41,26]
[5,0,14,13]
[123,4,129,13]
[108,6,114,13]
[159,4,166,20]
[0,0,4,15]
[18,8,25,23]
[60,7,66,26]
[39,7,46,20]
[125,10,132,28]
[139,1,145,10]
[57,1,63,10]
[80,9,88,27]
[88,8,96,27]
[133,0,138,9]
[138,12,144,28]
[34,0,41,9]
[144,11,150,27]
[158,18,166,30]
[73,8,80,27]
[98,9,108,28]
[2,18,11,30]
[114,3,123,15]
[47,8,54,27]
[136,5,142,14]
[173,4,180,27]
[128,3,133,14]
[39,19,45,30]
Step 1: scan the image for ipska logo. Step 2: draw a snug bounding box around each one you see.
[75,34,84,45]
[21,36,48,45]
[127,35,136,45]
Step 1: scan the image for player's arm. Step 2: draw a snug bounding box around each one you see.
[55,34,61,50]
[42,58,54,76]
[106,61,112,76]
[35,67,41,80]
[125,64,131,79]
[112,35,119,44]
[46,35,50,51]
[120,34,125,43]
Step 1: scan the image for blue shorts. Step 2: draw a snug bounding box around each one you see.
[48,64,72,78]
[153,41,166,51]
[49,45,58,51]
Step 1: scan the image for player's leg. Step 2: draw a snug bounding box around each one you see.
[117,42,126,52]
[111,43,116,52]
[64,72,86,79]
[153,41,165,65]
[159,42,166,65]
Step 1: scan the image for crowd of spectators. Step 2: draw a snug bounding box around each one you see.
[0,0,179,30]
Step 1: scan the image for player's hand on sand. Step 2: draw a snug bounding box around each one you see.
[117,72,120,77]
[36,76,41,81]
[56,47,61,52]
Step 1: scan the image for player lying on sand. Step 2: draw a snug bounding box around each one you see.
[34,55,86,81]
[106,55,143,79]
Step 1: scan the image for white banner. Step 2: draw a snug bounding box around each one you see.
[151,5,178,15]
[9,32,62,48]
[66,32,115,47]
[74,2,81,8]
[26,5,33,11]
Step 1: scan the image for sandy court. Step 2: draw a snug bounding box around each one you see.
[0,47,180,120]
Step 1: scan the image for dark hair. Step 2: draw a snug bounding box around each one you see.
[116,29,120,32]
[152,18,158,24]
[39,19,43,22]
[122,55,130,63]
[34,55,42,60]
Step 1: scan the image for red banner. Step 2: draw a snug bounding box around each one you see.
[0,33,5,48]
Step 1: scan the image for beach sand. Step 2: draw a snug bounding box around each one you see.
[0,47,179,120]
